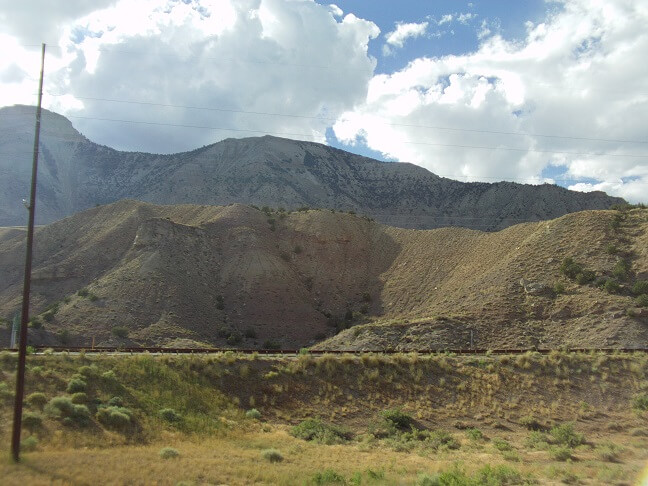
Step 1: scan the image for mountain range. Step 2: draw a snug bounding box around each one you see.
[0,105,623,230]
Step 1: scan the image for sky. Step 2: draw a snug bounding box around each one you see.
[0,0,646,203]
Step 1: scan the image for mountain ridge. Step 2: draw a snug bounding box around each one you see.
[0,104,623,229]
[1,200,646,349]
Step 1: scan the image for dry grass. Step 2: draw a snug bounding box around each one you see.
[0,351,647,484]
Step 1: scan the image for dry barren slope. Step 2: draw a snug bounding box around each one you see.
[0,200,646,349]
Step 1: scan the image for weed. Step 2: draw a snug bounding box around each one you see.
[159,447,180,459]
[465,428,484,440]
[261,448,283,463]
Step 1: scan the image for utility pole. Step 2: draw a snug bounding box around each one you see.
[11,43,45,463]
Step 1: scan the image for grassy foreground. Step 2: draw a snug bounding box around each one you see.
[0,350,647,485]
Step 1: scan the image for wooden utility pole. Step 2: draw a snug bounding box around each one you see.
[11,42,46,462]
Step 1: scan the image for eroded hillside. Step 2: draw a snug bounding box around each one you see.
[0,200,646,349]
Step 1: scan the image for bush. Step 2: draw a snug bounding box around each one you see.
[226,332,242,345]
[549,445,573,461]
[381,408,413,430]
[493,438,514,451]
[632,393,648,411]
[77,289,89,297]
[21,436,38,452]
[613,260,631,281]
[417,473,441,486]
[159,408,182,423]
[525,431,550,450]
[475,464,523,485]
[26,392,48,410]
[159,447,179,459]
[311,469,345,485]
[519,415,542,431]
[632,280,648,295]
[261,448,283,463]
[553,282,565,295]
[107,396,124,407]
[560,257,583,280]
[244,328,257,339]
[96,406,133,431]
[550,423,584,447]
[71,392,88,404]
[66,377,87,394]
[263,340,281,350]
[0,382,13,403]
[29,318,43,329]
[604,279,620,294]
[291,419,352,444]
[596,442,623,462]
[45,396,91,427]
[576,270,596,284]
[112,326,129,339]
[22,412,43,432]
[465,428,484,440]
[245,408,261,419]
[636,294,648,308]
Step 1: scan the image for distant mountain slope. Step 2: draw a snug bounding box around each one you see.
[0,200,645,349]
[0,105,623,229]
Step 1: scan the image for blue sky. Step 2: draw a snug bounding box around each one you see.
[0,0,646,202]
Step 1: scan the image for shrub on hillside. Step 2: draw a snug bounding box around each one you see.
[66,377,87,394]
[21,436,38,452]
[633,393,648,411]
[550,423,584,447]
[22,412,44,432]
[519,415,543,431]
[159,447,179,459]
[45,396,91,427]
[636,294,648,307]
[381,408,413,430]
[71,392,88,404]
[111,326,129,339]
[245,408,261,419]
[632,280,648,295]
[159,408,182,423]
[261,448,283,463]
[560,257,583,280]
[604,279,621,294]
[96,406,133,431]
[613,260,631,281]
[26,392,48,410]
[290,418,352,444]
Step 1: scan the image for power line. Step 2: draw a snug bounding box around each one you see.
[56,114,648,159]
[43,93,648,145]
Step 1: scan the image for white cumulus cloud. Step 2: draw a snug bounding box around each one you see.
[383,21,428,56]
[0,0,379,153]
[334,0,648,203]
